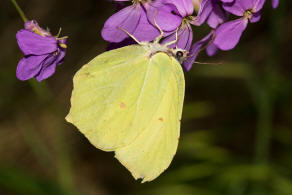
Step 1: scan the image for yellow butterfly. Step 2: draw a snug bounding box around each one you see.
[66,26,187,182]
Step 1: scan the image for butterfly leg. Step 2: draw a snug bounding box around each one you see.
[164,28,179,47]
[118,27,142,45]
[153,12,164,43]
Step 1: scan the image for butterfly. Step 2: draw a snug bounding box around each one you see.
[66,25,187,183]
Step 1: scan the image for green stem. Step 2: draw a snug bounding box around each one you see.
[255,89,272,164]
[28,81,76,195]
[10,0,28,22]
[17,113,54,169]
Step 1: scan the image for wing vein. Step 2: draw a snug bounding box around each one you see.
[129,57,152,133]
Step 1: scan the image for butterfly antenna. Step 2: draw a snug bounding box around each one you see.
[153,11,164,43]
[118,27,142,45]
[164,28,179,47]
[193,61,222,65]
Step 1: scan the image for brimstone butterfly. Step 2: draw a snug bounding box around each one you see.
[66,28,187,183]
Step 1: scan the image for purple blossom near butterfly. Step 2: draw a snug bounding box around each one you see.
[16,20,67,82]
[101,0,277,71]
[206,0,229,28]
[161,0,195,51]
[193,0,228,27]
[102,0,164,43]
[213,0,266,51]
[190,0,229,59]
[184,31,214,70]
[145,0,184,37]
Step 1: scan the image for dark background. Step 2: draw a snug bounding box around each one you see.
[1,0,292,194]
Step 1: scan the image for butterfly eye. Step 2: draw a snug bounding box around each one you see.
[176,51,184,59]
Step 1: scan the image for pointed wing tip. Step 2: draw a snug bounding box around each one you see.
[65,113,73,123]
[114,153,157,183]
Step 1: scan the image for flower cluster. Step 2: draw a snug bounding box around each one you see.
[102,0,279,70]
[16,20,67,82]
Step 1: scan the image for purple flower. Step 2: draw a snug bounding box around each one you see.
[145,0,183,36]
[161,0,195,50]
[206,0,229,28]
[193,0,228,28]
[101,0,161,43]
[100,0,277,71]
[184,31,214,70]
[213,0,266,51]
[16,20,67,82]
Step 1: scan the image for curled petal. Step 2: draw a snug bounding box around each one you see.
[56,48,66,66]
[101,4,141,43]
[207,2,227,28]
[36,54,58,82]
[206,43,218,56]
[16,30,57,56]
[192,0,213,26]
[213,18,248,51]
[162,24,193,51]
[250,12,261,23]
[16,55,46,81]
[184,32,214,71]
[56,39,67,65]
[24,20,51,37]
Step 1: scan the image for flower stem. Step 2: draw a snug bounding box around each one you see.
[10,0,28,22]
[254,88,272,164]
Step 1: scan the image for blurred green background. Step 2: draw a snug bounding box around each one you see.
[1,0,292,194]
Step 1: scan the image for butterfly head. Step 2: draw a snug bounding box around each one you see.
[172,48,188,64]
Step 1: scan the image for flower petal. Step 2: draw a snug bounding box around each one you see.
[162,24,193,50]
[207,3,227,28]
[192,0,213,26]
[132,8,160,42]
[222,0,254,16]
[250,12,261,23]
[253,0,266,12]
[56,39,67,65]
[16,30,57,56]
[56,48,66,66]
[272,0,279,8]
[165,0,194,16]
[101,4,141,43]
[206,43,218,56]
[213,18,248,51]
[36,54,58,82]
[16,55,46,81]
[184,32,213,71]
[146,2,182,32]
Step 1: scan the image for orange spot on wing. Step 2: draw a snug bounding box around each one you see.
[159,117,164,122]
[120,102,126,109]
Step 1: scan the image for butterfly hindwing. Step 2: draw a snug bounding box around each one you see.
[115,52,185,182]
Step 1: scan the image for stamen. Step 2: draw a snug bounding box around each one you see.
[59,43,67,49]
[244,10,253,20]
[56,36,69,40]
